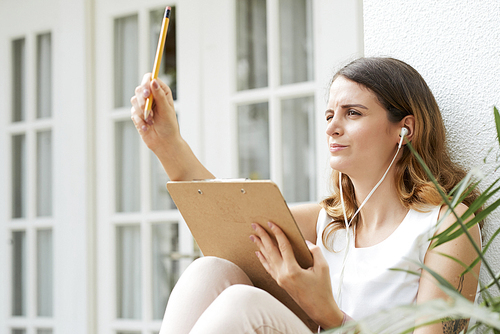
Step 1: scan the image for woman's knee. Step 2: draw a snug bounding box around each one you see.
[183,257,253,286]
[216,285,271,313]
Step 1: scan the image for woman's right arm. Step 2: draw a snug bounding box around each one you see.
[130,73,215,181]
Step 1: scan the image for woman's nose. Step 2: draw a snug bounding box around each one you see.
[326,115,342,137]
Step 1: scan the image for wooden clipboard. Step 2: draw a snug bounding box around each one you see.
[166,180,317,330]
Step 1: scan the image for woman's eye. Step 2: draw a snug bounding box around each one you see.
[326,115,333,122]
[347,109,361,116]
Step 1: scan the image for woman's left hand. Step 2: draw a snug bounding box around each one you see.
[250,222,344,329]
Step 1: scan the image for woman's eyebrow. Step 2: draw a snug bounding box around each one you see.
[342,104,368,109]
[325,104,368,115]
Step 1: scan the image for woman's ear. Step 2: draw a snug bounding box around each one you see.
[400,115,415,142]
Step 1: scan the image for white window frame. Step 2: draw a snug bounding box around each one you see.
[94,1,201,333]
[5,31,55,334]
[201,0,364,203]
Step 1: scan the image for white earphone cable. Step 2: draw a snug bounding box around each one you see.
[336,131,406,305]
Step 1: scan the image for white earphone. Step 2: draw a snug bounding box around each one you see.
[398,127,408,148]
[400,127,409,137]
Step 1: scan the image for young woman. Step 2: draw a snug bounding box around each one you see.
[130,57,481,334]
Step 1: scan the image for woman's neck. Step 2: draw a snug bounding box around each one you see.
[349,170,407,231]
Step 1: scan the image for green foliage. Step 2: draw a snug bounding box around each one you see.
[325,106,500,333]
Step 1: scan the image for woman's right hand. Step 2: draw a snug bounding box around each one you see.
[130,73,180,153]
[130,73,215,181]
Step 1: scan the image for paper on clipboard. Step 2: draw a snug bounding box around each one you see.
[166,180,317,330]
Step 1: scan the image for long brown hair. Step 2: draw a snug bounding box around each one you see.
[321,57,479,251]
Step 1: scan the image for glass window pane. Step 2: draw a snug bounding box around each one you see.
[37,131,52,217]
[12,330,26,334]
[114,15,138,108]
[151,152,175,210]
[12,231,27,316]
[152,223,180,319]
[37,229,53,317]
[12,38,26,122]
[236,0,268,91]
[37,329,52,334]
[150,6,177,100]
[238,103,270,179]
[116,225,141,319]
[279,0,314,85]
[37,33,52,118]
[281,96,315,202]
[115,121,140,212]
[12,134,27,218]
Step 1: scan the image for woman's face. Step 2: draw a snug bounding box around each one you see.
[325,76,402,179]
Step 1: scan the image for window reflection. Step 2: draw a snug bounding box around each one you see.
[12,134,27,218]
[279,0,314,85]
[37,229,53,317]
[281,96,315,202]
[236,0,268,90]
[115,121,141,213]
[12,231,26,316]
[151,152,176,211]
[116,225,142,319]
[37,131,52,217]
[238,102,270,179]
[37,33,52,119]
[12,38,26,122]
[152,223,180,319]
[114,15,138,108]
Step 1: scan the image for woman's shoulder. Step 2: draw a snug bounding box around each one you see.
[290,203,322,243]
[435,203,480,239]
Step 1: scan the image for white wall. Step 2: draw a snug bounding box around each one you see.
[363,0,500,294]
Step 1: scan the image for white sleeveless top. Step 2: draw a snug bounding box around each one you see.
[316,206,441,320]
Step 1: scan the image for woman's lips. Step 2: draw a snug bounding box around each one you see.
[329,143,348,152]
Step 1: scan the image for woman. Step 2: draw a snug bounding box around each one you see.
[130,57,481,333]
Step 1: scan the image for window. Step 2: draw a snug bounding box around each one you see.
[236,0,268,91]
[12,38,26,123]
[114,15,139,109]
[102,7,196,333]
[234,0,316,203]
[8,32,54,334]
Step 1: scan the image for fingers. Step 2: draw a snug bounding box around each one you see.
[307,240,330,274]
[130,73,155,134]
[250,222,297,267]
[250,223,278,256]
[150,78,174,110]
[131,108,148,134]
[268,222,297,264]
[133,73,153,112]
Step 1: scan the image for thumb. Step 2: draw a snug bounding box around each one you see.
[151,78,174,108]
[306,240,328,268]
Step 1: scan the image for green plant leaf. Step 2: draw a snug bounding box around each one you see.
[324,296,500,333]
[494,106,500,147]
[405,140,500,292]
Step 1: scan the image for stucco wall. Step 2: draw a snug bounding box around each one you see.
[363,0,500,296]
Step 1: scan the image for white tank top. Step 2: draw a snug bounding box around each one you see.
[316,206,441,320]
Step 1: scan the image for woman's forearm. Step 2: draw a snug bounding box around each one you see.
[153,135,215,182]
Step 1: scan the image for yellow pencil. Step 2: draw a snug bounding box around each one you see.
[144,6,171,120]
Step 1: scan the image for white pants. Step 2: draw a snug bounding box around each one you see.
[159,256,314,334]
